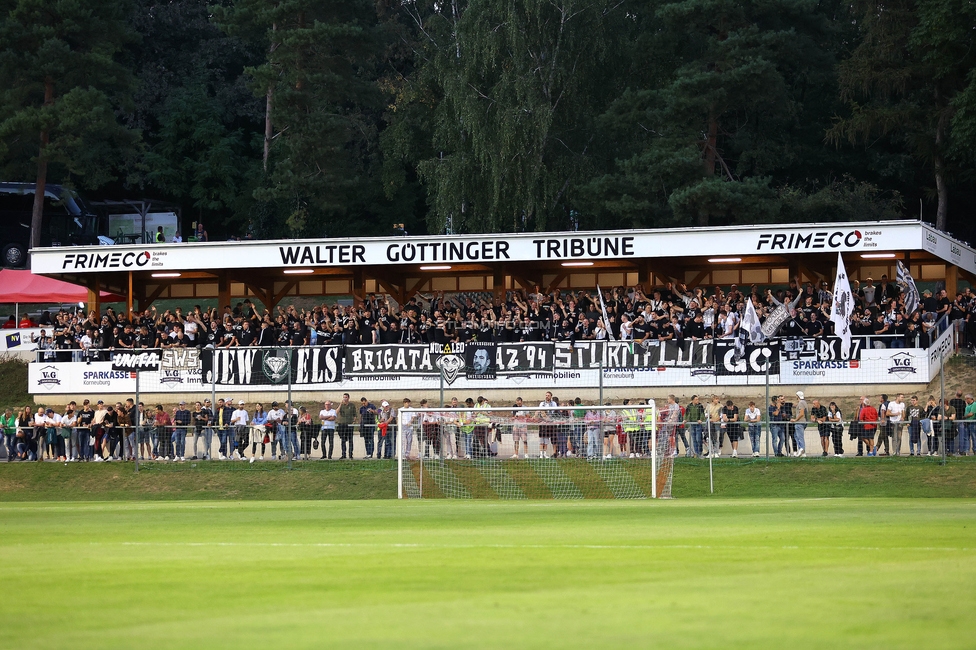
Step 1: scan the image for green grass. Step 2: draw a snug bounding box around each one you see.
[2,498,974,649]
[1,456,974,501]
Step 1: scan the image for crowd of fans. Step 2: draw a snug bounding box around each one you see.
[12,274,974,360]
[5,390,975,463]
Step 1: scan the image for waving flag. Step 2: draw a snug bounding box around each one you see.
[896,260,920,315]
[829,252,855,358]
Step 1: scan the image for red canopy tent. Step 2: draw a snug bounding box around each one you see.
[0,269,125,305]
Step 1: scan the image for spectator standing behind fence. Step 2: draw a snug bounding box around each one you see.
[766,396,784,457]
[888,394,906,456]
[154,406,171,459]
[336,394,356,459]
[722,399,741,458]
[790,391,808,458]
[359,397,376,459]
[811,399,829,457]
[173,401,190,461]
[743,401,761,457]
[2,407,16,462]
[705,395,722,458]
[232,401,250,461]
[319,401,336,460]
[857,397,878,457]
[827,402,844,456]
[963,395,976,456]
[876,394,891,456]
[377,400,396,460]
[683,396,704,458]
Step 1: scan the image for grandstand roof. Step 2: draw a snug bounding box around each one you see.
[28,219,976,313]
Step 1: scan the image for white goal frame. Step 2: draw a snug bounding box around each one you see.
[395,402,663,499]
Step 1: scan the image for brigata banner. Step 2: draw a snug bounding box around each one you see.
[202,346,341,386]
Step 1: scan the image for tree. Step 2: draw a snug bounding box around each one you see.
[829,0,976,232]
[216,0,389,238]
[583,0,842,228]
[0,0,140,248]
[386,0,630,234]
[125,0,265,237]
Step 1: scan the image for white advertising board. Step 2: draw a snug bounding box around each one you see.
[32,220,958,274]
[0,328,43,352]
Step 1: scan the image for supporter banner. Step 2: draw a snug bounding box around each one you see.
[713,340,780,376]
[780,336,863,362]
[202,346,341,386]
[344,344,435,377]
[111,350,161,371]
[466,341,497,380]
[557,340,714,370]
[497,342,553,374]
[761,306,790,338]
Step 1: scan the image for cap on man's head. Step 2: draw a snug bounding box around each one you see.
[238,400,244,405]
[381,400,390,407]
[923,289,932,295]
[46,408,54,413]
[179,400,186,405]
[796,391,804,399]
[97,400,104,404]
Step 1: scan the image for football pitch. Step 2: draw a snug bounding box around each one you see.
[3,498,974,649]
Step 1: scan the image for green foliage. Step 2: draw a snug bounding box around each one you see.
[829,0,976,231]
[0,0,141,188]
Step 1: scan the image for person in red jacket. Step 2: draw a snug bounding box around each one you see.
[857,396,879,456]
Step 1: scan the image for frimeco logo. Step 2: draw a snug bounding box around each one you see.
[61,250,152,270]
[756,230,863,251]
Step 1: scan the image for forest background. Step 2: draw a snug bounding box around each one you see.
[1,0,974,243]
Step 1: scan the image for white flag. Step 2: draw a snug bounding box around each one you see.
[597,285,615,341]
[830,252,855,358]
[895,260,920,315]
[743,296,765,344]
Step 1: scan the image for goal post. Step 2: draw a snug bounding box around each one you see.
[396,401,673,499]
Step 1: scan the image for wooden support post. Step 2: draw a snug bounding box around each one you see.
[492,268,506,302]
[88,278,101,317]
[244,283,272,312]
[352,270,366,303]
[217,273,231,313]
[686,269,710,291]
[127,271,134,319]
[545,272,568,294]
[638,262,651,294]
[945,264,958,298]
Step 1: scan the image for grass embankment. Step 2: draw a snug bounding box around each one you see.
[0,355,34,411]
[1,456,973,501]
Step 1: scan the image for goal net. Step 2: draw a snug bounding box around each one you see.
[396,402,673,499]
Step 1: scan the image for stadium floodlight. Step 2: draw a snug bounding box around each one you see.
[396,402,672,500]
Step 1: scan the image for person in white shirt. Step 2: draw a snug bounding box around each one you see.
[39,408,60,460]
[319,401,337,460]
[400,398,417,459]
[231,400,251,462]
[744,401,762,457]
[266,402,286,460]
[61,403,77,462]
[618,314,633,341]
[887,394,906,456]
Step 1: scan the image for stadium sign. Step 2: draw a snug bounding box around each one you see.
[36,220,973,274]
